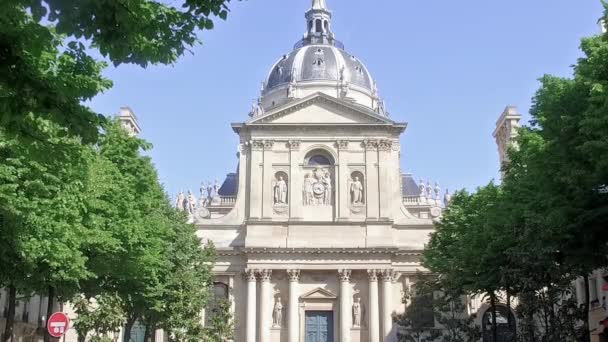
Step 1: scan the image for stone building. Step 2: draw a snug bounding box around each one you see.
[185,1,473,342]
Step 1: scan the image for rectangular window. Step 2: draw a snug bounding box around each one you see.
[590,278,599,304]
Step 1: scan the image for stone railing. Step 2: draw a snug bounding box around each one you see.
[219,196,237,206]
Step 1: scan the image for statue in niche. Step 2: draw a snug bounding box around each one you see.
[350,176,364,205]
[353,297,362,327]
[303,173,314,206]
[323,172,332,205]
[272,297,283,327]
[274,176,288,205]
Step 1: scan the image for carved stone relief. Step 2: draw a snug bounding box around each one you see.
[302,168,333,206]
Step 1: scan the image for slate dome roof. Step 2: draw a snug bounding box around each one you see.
[263,44,374,94]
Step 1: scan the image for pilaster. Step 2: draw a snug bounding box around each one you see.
[364,140,379,220]
[249,141,264,219]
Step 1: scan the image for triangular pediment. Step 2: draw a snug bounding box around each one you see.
[300,287,338,300]
[248,93,395,125]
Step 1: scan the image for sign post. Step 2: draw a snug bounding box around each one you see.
[47,312,70,338]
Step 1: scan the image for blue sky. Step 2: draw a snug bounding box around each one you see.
[88,0,605,198]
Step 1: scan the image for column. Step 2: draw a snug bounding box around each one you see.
[339,269,352,342]
[245,269,257,342]
[259,270,273,342]
[368,270,380,342]
[380,270,395,342]
[287,270,301,342]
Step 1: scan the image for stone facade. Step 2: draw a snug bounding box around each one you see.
[191,3,445,342]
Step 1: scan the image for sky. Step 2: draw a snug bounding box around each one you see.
[88,0,605,198]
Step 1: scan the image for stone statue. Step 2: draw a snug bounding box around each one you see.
[353,297,362,327]
[213,180,221,198]
[350,176,364,205]
[186,190,197,215]
[303,174,314,206]
[272,297,283,327]
[175,191,186,211]
[250,98,265,117]
[323,172,332,205]
[274,176,288,204]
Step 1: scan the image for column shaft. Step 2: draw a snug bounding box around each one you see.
[259,270,272,342]
[246,270,257,342]
[339,270,352,342]
[288,270,300,342]
[381,270,394,341]
[368,270,380,342]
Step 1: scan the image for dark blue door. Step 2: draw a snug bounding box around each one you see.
[305,311,333,342]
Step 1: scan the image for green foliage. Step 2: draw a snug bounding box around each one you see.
[73,293,126,342]
[394,277,480,342]
[0,0,237,142]
[203,299,235,342]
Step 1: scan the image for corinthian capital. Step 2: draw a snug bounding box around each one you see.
[258,269,272,282]
[287,269,301,282]
[338,269,352,282]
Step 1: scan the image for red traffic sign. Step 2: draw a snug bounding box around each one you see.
[47,312,70,338]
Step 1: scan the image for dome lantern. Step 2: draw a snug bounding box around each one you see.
[258,0,387,116]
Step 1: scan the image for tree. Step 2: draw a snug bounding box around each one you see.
[79,120,216,342]
[1,0,237,143]
[72,293,126,342]
[0,120,94,342]
[394,277,481,342]
[204,299,235,342]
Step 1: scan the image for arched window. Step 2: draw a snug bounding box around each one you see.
[305,149,334,167]
[315,19,323,33]
[324,20,329,31]
[308,20,313,32]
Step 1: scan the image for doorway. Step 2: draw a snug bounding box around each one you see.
[305,311,334,342]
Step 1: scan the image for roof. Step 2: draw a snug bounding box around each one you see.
[218,166,239,197]
[401,174,421,197]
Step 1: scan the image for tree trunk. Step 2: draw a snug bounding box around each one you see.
[2,285,16,342]
[123,316,137,342]
[143,317,153,342]
[43,286,55,342]
[506,288,514,342]
[583,276,591,342]
[490,292,498,342]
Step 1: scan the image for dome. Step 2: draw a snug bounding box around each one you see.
[254,0,386,116]
[264,45,373,93]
